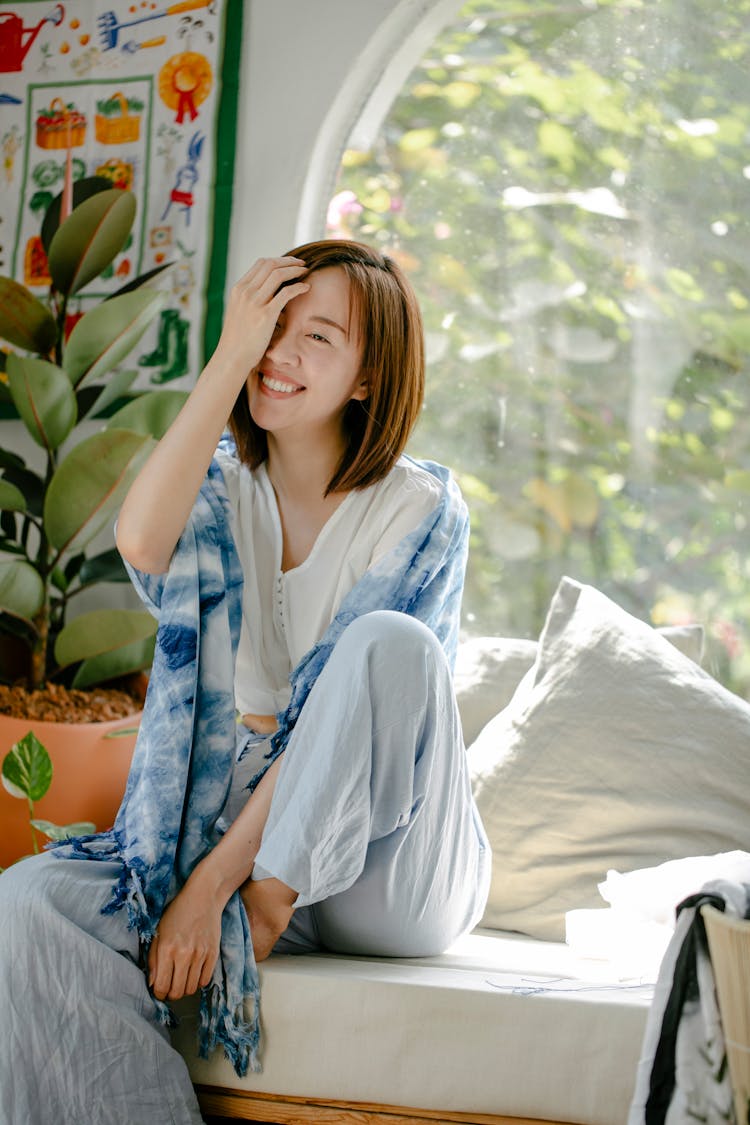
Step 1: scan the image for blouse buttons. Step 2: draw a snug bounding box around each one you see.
[276,573,285,628]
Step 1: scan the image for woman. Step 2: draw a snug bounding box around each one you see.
[0,240,489,1124]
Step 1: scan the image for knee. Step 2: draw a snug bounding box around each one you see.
[0,854,56,951]
[338,610,443,668]
[0,852,58,908]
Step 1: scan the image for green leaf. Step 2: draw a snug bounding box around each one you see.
[47,189,137,297]
[6,354,77,450]
[30,819,96,841]
[2,732,53,803]
[0,559,45,621]
[40,176,115,255]
[63,289,165,388]
[77,547,128,586]
[537,120,578,172]
[0,278,57,355]
[0,479,26,513]
[72,633,156,689]
[725,470,750,492]
[0,462,44,519]
[81,369,139,420]
[43,429,154,556]
[55,607,157,667]
[106,389,188,439]
[109,261,176,299]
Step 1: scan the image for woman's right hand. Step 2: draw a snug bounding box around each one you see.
[212,256,310,378]
[148,869,225,1001]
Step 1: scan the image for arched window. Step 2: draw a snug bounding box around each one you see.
[325,0,750,697]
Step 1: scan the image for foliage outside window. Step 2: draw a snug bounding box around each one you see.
[326,0,750,698]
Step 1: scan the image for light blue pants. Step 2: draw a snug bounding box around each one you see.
[0,611,489,1124]
[236,610,490,955]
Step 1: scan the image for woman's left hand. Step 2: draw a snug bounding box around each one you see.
[147,874,224,1001]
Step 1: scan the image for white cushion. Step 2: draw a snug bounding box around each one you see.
[454,635,538,746]
[173,929,650,1125]
[470,577,750,941]
[454,626,702,749]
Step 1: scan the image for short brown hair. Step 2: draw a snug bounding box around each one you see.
[228,239,425,493]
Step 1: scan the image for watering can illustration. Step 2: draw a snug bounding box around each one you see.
[0,4,65,73]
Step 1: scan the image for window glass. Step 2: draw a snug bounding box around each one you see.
[326,0,750,698]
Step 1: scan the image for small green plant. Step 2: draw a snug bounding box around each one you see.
[0,177,189,692]
[1,731,95,869]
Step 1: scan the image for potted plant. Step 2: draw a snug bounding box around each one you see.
[0,176,188,867]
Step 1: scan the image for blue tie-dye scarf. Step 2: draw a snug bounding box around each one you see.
[54,445,468,1076]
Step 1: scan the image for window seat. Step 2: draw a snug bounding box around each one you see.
[173,926,651,1125]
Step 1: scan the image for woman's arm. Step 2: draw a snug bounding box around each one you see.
[116,257,310,574]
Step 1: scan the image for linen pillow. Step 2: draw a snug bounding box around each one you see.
[454,627,703,749]
[469,576,750,941]
[454,636,538,746]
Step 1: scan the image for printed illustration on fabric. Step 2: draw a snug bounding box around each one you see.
[0,0,239,386]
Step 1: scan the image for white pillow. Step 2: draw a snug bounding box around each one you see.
[470,577,750,941]
[454,636,538,746]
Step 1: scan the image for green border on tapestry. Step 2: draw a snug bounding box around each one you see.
[202,0,244,367]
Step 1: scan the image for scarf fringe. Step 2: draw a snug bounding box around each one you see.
[198,979,262,1077]
[51,833,159,939]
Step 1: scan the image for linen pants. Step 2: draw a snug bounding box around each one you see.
[0,610,489,1124]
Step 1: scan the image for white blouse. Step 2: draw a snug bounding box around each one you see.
[214,449,444,716]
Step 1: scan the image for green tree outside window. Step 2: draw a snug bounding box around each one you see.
[327,0,750,698]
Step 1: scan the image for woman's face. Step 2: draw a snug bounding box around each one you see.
[246,266,367,445]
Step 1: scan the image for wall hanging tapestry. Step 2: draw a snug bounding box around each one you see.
[0,0,242,389]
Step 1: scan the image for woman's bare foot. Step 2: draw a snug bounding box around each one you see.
[240,877,296,961]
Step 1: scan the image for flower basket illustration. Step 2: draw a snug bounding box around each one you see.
[35,97,86,150]
[95,92,143,145]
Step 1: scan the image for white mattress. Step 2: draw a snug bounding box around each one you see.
[171,928,653,1125]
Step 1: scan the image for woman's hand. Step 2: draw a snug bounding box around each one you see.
[147,872,225,1001]
[213,256,310,376]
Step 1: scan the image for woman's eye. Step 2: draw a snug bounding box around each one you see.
[309,333,330,344]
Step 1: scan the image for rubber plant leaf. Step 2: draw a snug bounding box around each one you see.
[55,607,157,668]
[106,389,188,439]
[0,558,45,622]
[6,354,77,451]
[0,461,44,519]
[43,428,154,556]
[71,633,157,690]
[47,189,136,297]
[0,277,57,355]
[0,479,26,513]
[80,369,139,420]
[77,547,129,586]
[63,289,165,388]
[40,176,114,255]
[109,260,177,299]
[2,732,53,803]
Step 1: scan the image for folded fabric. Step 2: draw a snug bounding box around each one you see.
[53,446,469,1076]
[566,853,750,982]
[628,878,750,1124]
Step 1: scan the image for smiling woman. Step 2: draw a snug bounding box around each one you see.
[0,236,489,1121]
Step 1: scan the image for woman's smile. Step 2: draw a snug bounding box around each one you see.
[260,371,305,396]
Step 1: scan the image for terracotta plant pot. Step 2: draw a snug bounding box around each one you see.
[0,709,141,868]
